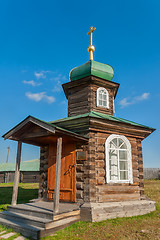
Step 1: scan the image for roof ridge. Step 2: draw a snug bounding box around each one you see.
[49,112,90,123]
[49,110,155,130]
[91,111,155,130]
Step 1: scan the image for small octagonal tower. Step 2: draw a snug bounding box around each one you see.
[63,60,119,117]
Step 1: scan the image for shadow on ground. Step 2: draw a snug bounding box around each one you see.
[0,186,38,205]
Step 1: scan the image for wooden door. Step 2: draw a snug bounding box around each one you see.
[47,142,76,202]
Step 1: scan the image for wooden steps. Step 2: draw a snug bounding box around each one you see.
[0,203,80,239]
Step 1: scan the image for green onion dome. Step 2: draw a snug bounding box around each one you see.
[69,60,114,82]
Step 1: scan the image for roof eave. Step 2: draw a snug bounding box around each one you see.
[2,115,89,143]
[2,115,56,140]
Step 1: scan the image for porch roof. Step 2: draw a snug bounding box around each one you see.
[2,115,89,146]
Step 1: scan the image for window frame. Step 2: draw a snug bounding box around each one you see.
[97,87,109,109]
[105,134,133,184]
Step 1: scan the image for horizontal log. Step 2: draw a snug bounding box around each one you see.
[133,178,139,184]
[76,182,84,190]
[132,162,139,169]
[89,119,150,138]
[76,165,84,172]
[88,145,96,151]
[96,153,105,160]
[68,101,89,109]
[91,107,113,115]
[97,177,105,185]
[68,83,89,92]
[76,173,84,181]
[90,127,145,139]
[69,97,89,104]
[97,145,105,152]
[23,176,39,179]
[97,185,139,192]
[98,193,140,202]
[69,93,89,101]
[23,172,40,175]
[97,138,106,145]
[96,160,105,168]
[97,169,105,177]
[139,182,144,187]
[69,110,89,116]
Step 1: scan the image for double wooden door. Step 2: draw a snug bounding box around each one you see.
[47,142,76,202]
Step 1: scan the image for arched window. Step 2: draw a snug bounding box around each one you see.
[97,87,109,108]
[105,134,133,183]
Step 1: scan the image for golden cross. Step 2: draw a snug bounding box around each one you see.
[87,26,96,60]
[87,26,96,45]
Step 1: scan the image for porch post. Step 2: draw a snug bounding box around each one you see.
[54,137,62,214]
[11,141,22,206]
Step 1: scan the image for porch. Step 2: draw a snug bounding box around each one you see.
[0,201,80,239]
[0,199,156,239]
[2,115,88,211]
[0,115,87,239]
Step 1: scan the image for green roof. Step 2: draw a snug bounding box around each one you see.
[2,115,89,142]
[0,159,40,172]
[69,60,114,82]
[50,111,155,130]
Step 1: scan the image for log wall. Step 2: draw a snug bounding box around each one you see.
[0,172,39,183]
[22,172,40,183]
[137,139,144,197]
[0,173,5,183]
[79,130,144,203]
[39,129,146,203]
[39,146,49,199]
[68,84,90,117]
[67,82,114,117]
[89,84,114,115]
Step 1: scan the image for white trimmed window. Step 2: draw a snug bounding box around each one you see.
[97,87,109,108]
[105,134,133,183]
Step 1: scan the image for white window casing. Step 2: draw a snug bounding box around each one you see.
[105,134,133,184]
[113,98,115,114]
[97,87,109,109]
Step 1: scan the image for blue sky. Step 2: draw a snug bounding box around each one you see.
[0,0,159,167]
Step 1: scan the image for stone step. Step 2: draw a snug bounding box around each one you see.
[0,211,51,228]
[45,214,80,230]
[92,208,156,222]
[7,205,53,220]
[0,231,7,235]
[14,236,26,240]
[40,215,80,238]
[7,203,80,221]
[0,232,16,239]
[0,216,42,239]
[0,209,80,229]
[0,210,81,239]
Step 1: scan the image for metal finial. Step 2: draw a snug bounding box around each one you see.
[87,26,96,60]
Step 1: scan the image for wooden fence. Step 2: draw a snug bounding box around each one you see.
[0,171,40,183]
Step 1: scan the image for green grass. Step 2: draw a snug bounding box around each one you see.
[0,183,38,238]
[41,180,160,240]
[0,181,160,239]
[0,183,39,211]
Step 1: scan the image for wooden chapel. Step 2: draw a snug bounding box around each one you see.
[2,26,156,222]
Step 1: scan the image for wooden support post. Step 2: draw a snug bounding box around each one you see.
[11,141,22,206]
[54,137,62,214]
